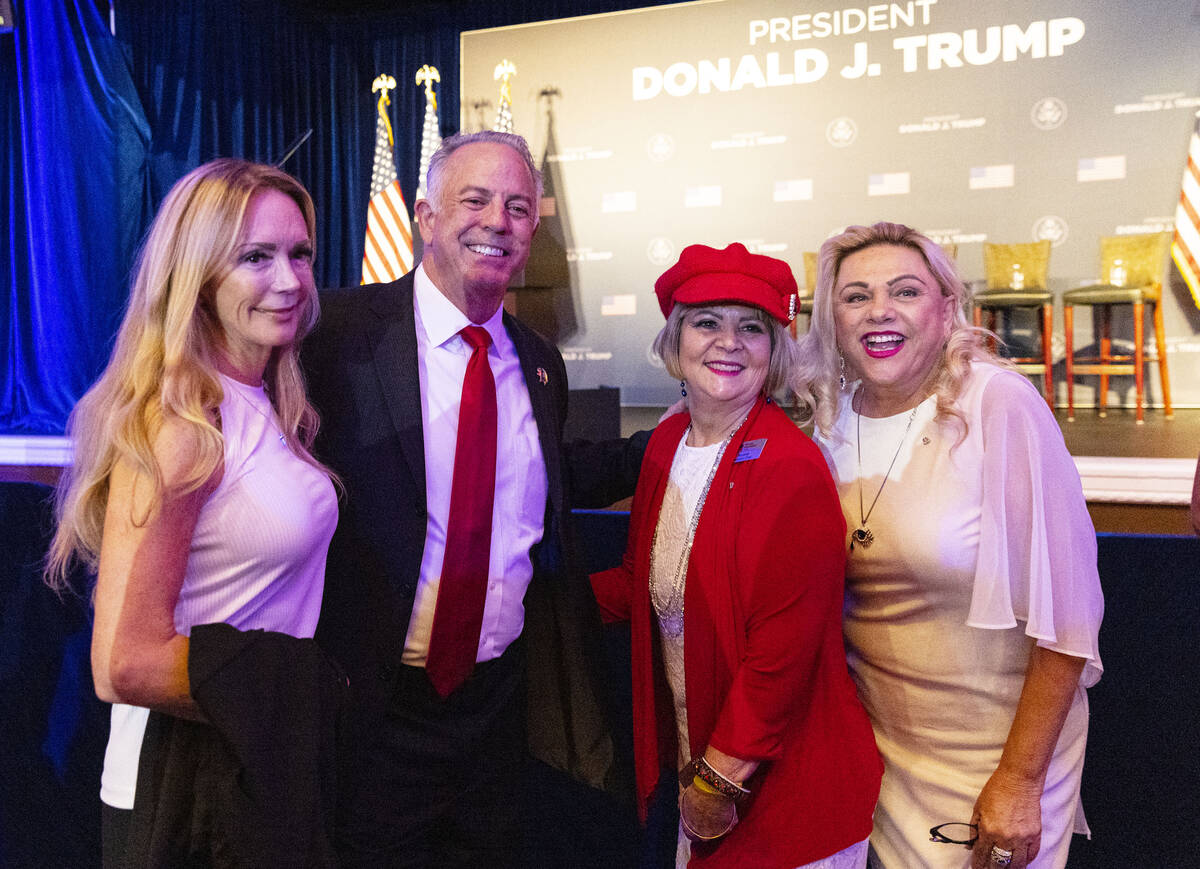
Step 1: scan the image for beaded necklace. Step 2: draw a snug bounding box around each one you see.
[649,414,747,637]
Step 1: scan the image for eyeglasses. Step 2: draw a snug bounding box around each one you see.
[929,822,978,846]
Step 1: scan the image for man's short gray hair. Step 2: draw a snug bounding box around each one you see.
[423,131,543,216]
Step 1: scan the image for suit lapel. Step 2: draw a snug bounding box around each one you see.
[365,274,428,509]
[505,313,563,517]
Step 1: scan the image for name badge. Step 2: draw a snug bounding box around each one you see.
[734,438,766,463]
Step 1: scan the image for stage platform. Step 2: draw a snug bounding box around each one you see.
[620,405,1200,536]
[3,405,1197,534]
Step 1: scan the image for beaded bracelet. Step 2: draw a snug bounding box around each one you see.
[691,756,751,803]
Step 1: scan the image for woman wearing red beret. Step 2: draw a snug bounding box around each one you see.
[591,243,882,868]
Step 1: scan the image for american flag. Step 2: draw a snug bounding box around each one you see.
[772,178,814,202]
[493,60,516,133]
[868,172,910,197]
[362,75,413,285]
[1076,155,1126,183]
[968,164,1014,190]
[1173,111,1200,310]
[416,65,441,203]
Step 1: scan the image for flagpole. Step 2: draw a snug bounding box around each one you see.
[493,60,516,133]
[272,129,312,169]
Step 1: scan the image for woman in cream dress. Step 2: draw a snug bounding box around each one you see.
[796,222,1103,869]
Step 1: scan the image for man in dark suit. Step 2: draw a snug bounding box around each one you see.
[303,131,647,868]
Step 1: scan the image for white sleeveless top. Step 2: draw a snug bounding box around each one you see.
[100,374,338,809]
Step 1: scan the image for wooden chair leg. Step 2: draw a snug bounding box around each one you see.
[1133,300,1145,425]
[1064,304,1075,421]
[1098,306,1112,418]
[1040,303,1053,407]
[975,306,1000,353]
[1152,300,1173,418]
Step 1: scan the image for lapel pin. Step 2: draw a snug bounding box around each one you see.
[536,367,549,385]
[922,436,930,445]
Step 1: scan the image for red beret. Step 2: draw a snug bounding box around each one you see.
[654,242,799,324]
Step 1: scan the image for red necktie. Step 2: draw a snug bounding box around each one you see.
[425,325,498,697]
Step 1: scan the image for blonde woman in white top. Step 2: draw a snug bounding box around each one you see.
[45,159,338,867]
[795,222,1103,869]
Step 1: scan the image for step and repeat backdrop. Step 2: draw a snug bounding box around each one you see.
[461,0,1200,407]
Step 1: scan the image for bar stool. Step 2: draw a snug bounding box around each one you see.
[974,240,1054,405]
[1063,232,1173,424]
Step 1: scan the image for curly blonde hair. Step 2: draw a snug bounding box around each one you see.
[45,159,333,592]
[794,221,1004,438]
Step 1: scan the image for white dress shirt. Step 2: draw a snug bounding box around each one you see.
[402,264,548,666]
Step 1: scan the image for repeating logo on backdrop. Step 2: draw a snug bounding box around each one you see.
[1032,215,1069,247]
[825,117,858,148]
[1030,97,1067,130]
[647,133,676,163]
[647,237,676,267]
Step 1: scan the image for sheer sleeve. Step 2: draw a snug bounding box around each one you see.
[969,370,1104,687]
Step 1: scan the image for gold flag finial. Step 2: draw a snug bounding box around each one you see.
[372,74,397,147]
[493,59,517,104]
[416,65,441,112]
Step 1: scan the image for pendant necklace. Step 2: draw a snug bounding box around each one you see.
[853,393,919,551]
[231,381,287,445]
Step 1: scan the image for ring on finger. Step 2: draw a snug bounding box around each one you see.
[989,844,1014,867]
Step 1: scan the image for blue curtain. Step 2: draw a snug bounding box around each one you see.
[2,0,658,435]
[2,0,150,434]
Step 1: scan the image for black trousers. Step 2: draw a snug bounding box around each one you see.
[336,641,528,869]
[101,802,132,869]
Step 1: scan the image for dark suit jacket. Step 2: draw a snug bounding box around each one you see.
[302,271,647,789]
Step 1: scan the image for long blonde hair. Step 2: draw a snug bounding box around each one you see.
[45,159,332,591]
[794,221,1004,438]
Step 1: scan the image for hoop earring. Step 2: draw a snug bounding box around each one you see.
[838,353,847,390]
[680,380,687,398]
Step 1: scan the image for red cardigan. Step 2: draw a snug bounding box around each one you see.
[592,397,882,868]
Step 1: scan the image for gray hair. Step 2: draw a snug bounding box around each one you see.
[423,131,543,216]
